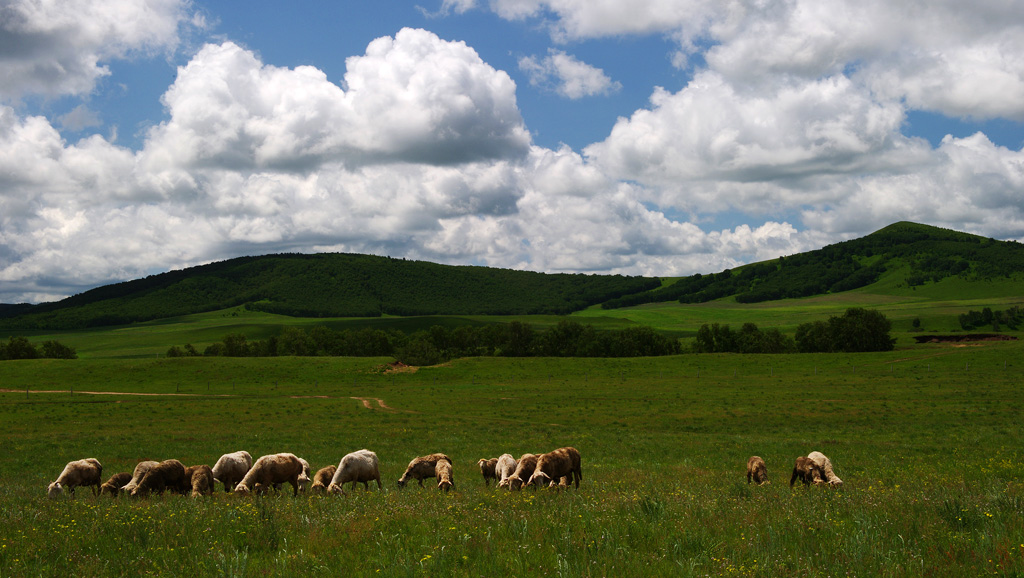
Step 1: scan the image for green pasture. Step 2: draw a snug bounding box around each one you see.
[2,340,1024,576]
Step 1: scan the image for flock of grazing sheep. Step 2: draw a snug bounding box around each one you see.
[45,446,585,499]
[46,447,840,500]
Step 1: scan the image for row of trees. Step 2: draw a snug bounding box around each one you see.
[958,306,1023,331]
[692,308,895,354]
[169,320,682,365]
[0,336,77,360]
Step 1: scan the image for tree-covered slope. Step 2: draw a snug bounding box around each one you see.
[0,254,660,330]
[603,222,1024,309]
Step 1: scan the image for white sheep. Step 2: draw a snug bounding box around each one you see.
[211,451,252,492]
[494,454,517,488]
[327,450,382,495]
[47,458,103,499]
[807,451,843,486]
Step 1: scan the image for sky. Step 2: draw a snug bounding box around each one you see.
[1,0,1023,304]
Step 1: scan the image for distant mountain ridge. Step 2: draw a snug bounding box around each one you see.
[0,253,660,330]
[3,222,1021,330]
[602,221,1024,309]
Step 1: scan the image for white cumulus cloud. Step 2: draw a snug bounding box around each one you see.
[519,50,621,98]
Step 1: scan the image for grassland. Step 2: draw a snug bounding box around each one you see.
[2,337,1024,576]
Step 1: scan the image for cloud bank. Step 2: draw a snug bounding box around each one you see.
[1,0,1023,303]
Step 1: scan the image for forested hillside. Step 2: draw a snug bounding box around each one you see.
[0,254,659,330]
[603,222,1024,308]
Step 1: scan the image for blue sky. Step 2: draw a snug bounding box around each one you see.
[2,0,1023,303]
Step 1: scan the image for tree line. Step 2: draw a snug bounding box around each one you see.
[958,306,1023,331]
[169,320,682,365]
[0,336,77,360]
[692,308,895,354]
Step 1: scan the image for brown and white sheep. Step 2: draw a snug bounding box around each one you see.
[505,453,538,491]
[100,472,132,496]
[131,459,186,497]
[234,453,304,496]
[327,450,382,495]
[183,465,215,497]
[310,465,337,494]
[436,459,454,492]
[790,456,825,486]
[121,460,159,495]
[396,453,451,488]
[807,451,843,486]
[47,458,103,499]
[211,451,252,492]
[495,454,518,488]
[746,456,768,485]
[526,447,582,489]
[477,457,499,485]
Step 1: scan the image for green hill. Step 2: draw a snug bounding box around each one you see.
[0,254,659,330]
[602,222,1024,309]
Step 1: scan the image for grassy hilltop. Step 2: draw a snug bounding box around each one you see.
[4,222,1024,338]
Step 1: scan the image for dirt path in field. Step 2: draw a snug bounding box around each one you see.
[0,388,231,397]
[1,389,412,412]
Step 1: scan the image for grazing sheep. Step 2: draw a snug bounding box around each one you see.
[436,459,454,492]
[477,458,499,485]
[132,459,186,497]
[807,451,843,486]
[495,454,517,488]
[211,451,252,492]
[310,465,337,494]
[297,457,312,493]
[396,453,451,488]
[121,461,159,495]
[234,453,304,496]
[790,456,825,486]
[100,472,132,496]
[326,450,382,495]
[527,447,582,489]
[47,458,103,499]
[183,465,215,497]
[747,456,769,485]
[505,453,538,491]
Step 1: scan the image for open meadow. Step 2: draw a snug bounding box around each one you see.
[2,338,1023,576]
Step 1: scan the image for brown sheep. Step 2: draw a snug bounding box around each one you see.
[310,465,337,494]
[527,447,582,489]
[397,453,451,488]
[183,465,215,497]
[505,453,538,491]
[234,453,304,496]
[327,450,382,495]
[121,460,159,495]
[477,457,499,485]
[807,451,843,486]
[100,472,132,496]
[436,459,454,492]
[47,458,103,499]
[790,456,825,486]
[211,451,252,492]
[132,459,186,497]
[746,456,768,485]
[494,454,517,488]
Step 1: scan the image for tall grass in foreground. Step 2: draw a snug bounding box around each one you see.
[2,342,1023,576]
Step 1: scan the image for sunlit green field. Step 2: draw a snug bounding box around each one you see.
[2,340,1023,576]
